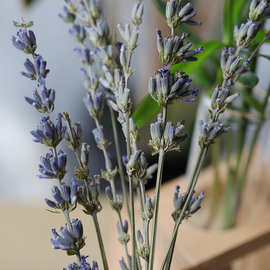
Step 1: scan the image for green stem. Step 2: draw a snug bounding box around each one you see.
[163,223,177,270]
[109,106,131,221]
[161,147,208,270]
[148,105,167,270]
[148,149,165,270]
[208,140,222,227]
[92,213,109,270]
[129,174,136,270]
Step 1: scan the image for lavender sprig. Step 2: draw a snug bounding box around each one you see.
[148,1,200,268]
[12,20,85,265]
[161,0,270,268]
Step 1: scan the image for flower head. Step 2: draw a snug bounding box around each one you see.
[83,91,104,119]
[156,30,203,66]
[50,218,85,254]
[21,55,50,81]
[12,28,37,54]
[149,119,187,154]
[166,0,200,30]
[25,81,55,113]
[39,149,67,180]
[45,181,77,210]
[199,121,230,148]
[149,68,198,106]
[31,114,66,147]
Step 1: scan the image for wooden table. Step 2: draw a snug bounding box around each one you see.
[1,167,270,269]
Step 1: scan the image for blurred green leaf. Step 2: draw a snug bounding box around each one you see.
[171,40,224,74]
[259,54,270,61]
[251,29,270,45]
[223,0,234,45]
[153,0,166,15]
[238,72,259,88]
[241,94,264,115]
[132,95,160,128]
[23,0,38,7]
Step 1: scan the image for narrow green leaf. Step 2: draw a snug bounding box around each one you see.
[132,95,161,128]
[171,40,224,74]
[241,94,264,115]
[238,72,259,88]
[223,0,234,45]
[232,0,247,24]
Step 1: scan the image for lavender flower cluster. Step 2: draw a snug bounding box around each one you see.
[11,0,270,270]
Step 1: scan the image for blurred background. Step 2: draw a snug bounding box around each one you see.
[1,0,270,269]
[0,0,222,202]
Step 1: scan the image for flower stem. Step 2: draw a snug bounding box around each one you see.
[148,105,167,270]
[148,149,165,270]
[129,174,137,270]
[161,146,208,270]
[92,213,109,270]
[109,106,131,220]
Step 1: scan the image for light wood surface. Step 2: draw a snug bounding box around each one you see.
[1,165,270,269]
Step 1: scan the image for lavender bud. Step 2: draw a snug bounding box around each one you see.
[59,6,76,23]
[120,258,129,270]
[80,143,90,168]
[137,230,144,245]
[145,196,154,220]
[249,0,268,21]
[92,126,108,149]
[83,91,104,119]
[105,186,113,201]
[45,198,59,209]
[132,2,144,25]
[69,24,86,43]
[189,192,205,214]
[224,93,239,104]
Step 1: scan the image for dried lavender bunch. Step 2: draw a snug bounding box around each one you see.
[12,1,270,270]
[12,19,97,268]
